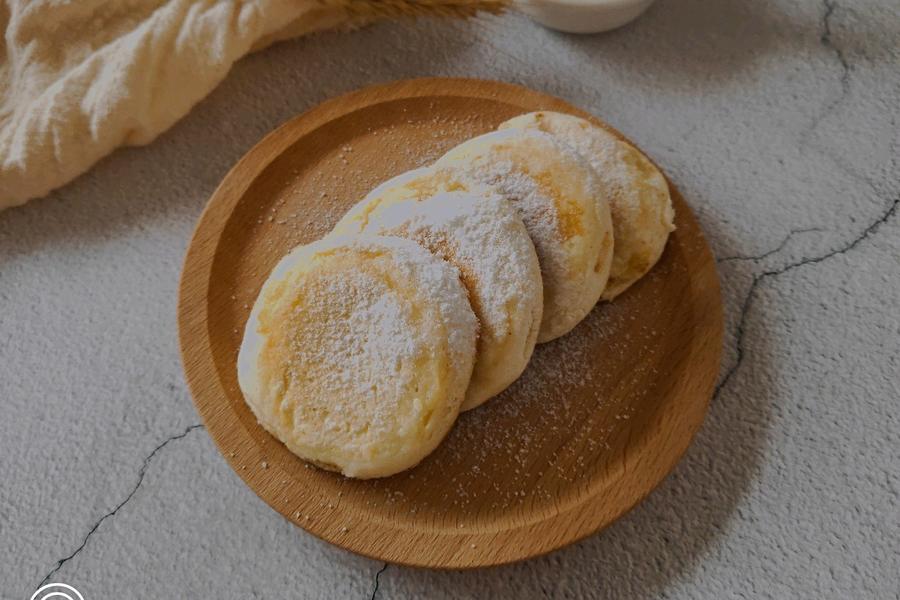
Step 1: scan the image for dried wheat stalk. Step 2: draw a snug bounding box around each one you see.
[324,0,510,20]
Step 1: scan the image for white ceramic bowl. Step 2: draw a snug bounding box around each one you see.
[516,0,656,34]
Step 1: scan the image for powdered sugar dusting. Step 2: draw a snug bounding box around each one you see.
[436,131,567,281]
[284,270,416,408]
[370,192,534,335]
[361,191,543,408]
[240,234,477,478]
[501,111,674,299]
[435,128,608,341]
[352,235,479,381]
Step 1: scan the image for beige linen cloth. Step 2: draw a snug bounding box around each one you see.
[0,0,501,210]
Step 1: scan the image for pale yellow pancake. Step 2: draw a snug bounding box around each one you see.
[434,129,614,342]
[237,235,477,479]
[500,111,674,299]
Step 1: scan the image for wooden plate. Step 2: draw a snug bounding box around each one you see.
[178,78,723,568]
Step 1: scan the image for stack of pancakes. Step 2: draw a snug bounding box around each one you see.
[238,111,675,479]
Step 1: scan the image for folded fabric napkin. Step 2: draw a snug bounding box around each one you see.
[0,0,503,210]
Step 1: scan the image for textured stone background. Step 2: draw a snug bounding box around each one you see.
[2,0,898,598]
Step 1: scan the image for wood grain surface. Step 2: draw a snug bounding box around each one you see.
[177,78,723,568]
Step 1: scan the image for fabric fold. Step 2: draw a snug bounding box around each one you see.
[0,0,357,209]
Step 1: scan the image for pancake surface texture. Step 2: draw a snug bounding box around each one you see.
[500,111,675,299]
[237,235,477,479]
[350,191,543,410]
[434,129,614,342]
[331,166,490,235]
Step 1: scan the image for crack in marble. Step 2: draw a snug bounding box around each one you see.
[801,0,852,145]
[815,143,882,194]
[35,423,205,591]
[717,227,823,264]
[368,563,389,600]
[714,196,898,399]
[821,0,850,86]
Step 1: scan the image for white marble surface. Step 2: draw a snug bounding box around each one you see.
[2,1,899,598]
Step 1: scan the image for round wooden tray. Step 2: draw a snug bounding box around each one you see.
[178,78,723,568]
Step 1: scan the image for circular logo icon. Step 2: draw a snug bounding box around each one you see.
[30,583,85,600]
